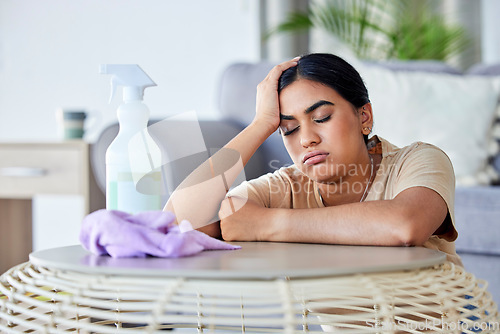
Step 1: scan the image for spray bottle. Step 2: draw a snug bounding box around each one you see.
[100,64,163,213]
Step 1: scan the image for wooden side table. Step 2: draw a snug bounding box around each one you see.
[0,141,104,273]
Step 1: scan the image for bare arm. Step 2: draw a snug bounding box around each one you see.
[163,121,275,235]
[220,186,448,246]
[163,59,299,236]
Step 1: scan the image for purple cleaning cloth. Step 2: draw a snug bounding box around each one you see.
[79,209,240,258]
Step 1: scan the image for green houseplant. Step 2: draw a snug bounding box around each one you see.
[267,0,469,61]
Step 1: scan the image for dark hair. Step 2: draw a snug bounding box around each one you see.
[278,53,371,143]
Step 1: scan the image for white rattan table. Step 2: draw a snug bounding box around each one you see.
[1,242,498,333]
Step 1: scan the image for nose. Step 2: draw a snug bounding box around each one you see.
[300,125,321,148]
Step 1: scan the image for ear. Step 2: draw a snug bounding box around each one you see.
[358,103,373,135]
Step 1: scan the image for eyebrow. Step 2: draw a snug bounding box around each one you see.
[280,100,334,120]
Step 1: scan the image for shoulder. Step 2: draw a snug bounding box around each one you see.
[375,136,456,204]
[381,137,453,172]
[403,141,449,158]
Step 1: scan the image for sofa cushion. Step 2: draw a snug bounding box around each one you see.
[454,186,500,255]
[363,60,462,75]
[488,106,500,181]
[467,64,500,181]
[357,64,500,186]
[466,63,500,76]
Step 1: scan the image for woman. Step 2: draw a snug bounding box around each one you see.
[167,53,461,265]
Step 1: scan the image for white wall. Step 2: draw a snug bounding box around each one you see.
[0,0,261,142]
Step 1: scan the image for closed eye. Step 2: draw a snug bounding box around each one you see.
[314,115,331,123]
[282,126,299,136]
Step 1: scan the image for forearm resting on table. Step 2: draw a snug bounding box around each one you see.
[220,187,447,246]
[164,121,275,237]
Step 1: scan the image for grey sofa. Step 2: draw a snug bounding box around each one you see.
[91,59,500,306]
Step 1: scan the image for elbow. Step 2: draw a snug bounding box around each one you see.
[219,198,235,241]
[196,221,222,240]
[397,231,425,247]
[393,213,429,247]
[219,196,251,241]
[219,216,234,241]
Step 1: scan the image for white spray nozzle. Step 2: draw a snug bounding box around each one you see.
[99,64,157,103]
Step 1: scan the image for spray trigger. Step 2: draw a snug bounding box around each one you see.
[109,76,119,104]
[100,64,156,103]
[108,77,119,103]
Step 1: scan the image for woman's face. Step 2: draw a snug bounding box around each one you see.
[278,79,370,183]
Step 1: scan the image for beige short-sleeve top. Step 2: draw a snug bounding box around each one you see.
[228,136,462,266]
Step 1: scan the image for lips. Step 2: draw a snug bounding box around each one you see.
[302,151,329,165]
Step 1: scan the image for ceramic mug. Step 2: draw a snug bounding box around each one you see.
[56,109,93,140]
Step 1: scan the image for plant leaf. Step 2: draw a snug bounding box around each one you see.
[263,11,313,40]
[267,0,470,62]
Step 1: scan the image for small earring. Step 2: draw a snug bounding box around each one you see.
[363,127,372,132]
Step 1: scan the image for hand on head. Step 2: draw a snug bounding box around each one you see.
[253,57,300,133]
